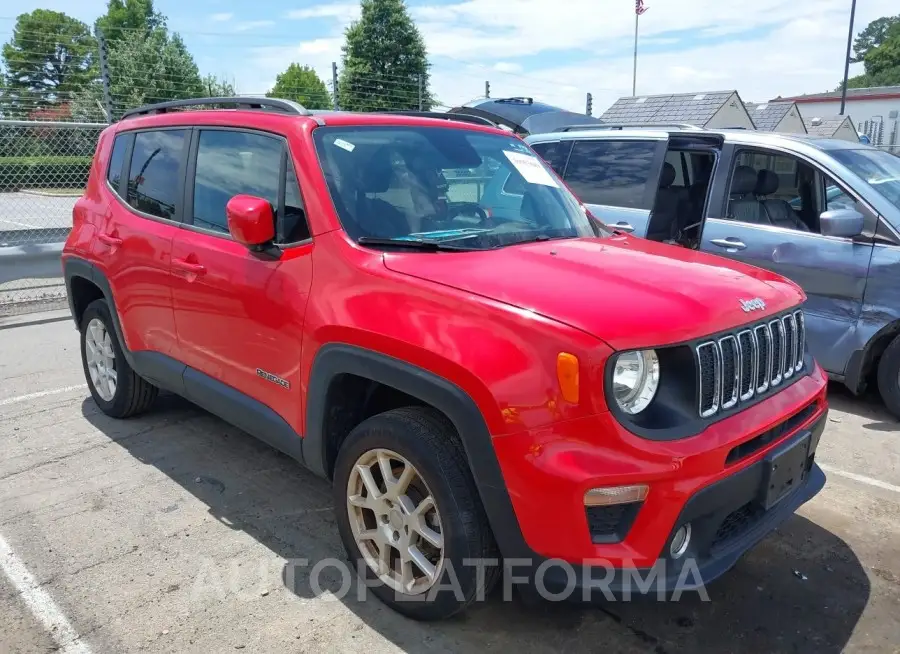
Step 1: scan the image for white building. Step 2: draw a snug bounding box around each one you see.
[743,101,807,134]
[775,86,900,148]
[601,90,756,129]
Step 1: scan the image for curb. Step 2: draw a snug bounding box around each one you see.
[0,308,71,330]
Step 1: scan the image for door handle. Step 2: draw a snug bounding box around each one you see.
[614,222,635,233]
[172,258,206,275]
[98,233,123,247]
[710,237,747,251]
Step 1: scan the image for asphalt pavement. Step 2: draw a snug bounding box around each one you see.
[0,314,898,653]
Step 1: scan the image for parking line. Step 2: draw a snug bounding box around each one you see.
[820,464,900,494]
[0,533,92,654]
[0,385,86,408]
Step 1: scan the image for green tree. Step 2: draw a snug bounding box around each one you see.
[203,74,236,97]
[95,0,164,44]
[852,14,900,63]
[863,22,900,84]
[339,0,432,112]
[71,0,205,120]
[267,63,331,109]
[1,10,97,113]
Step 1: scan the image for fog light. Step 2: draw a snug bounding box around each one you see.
[669,523,692,559]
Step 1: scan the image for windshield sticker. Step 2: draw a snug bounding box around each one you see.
[503,151,558,187]
[333,138,356,152]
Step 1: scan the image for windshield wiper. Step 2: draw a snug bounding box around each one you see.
[498,234,575,248]
[357,236,479,252]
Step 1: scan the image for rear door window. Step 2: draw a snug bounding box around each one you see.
[126,130,187,221]
[564,140,659,209]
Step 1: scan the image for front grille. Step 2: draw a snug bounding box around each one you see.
[697,310,806,418]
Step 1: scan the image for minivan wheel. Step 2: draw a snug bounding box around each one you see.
[332,407,499,620]
[876,334,900,420]
[80,299,158,418]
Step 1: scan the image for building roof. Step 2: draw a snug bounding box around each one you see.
[600,90,737,126]
[775,85,900,103]
[743,101,796,131]
[803,115,853,137]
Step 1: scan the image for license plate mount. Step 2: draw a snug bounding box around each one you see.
[760,432,811,510]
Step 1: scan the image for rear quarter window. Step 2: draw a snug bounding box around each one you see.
[106,133,131,190]
[564,140,658,209]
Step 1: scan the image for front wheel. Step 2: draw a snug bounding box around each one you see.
[333,407,499,620]
[877,334,900,420]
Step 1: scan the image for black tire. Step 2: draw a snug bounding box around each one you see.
[877,335,900,420]
[79,298,158,418]
[333,407,500,620]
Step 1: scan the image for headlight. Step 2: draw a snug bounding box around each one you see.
[612,350,660,414]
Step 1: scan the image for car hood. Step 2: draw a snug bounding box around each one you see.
[382,236,804,351]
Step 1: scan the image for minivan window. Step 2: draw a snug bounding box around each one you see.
[126,130,187,220]
[192,130,282,234]
[313,126,605,250]
[830,148,900,209]
[530,140,571,176]
[564,140,658,209]
[107,133,130,190]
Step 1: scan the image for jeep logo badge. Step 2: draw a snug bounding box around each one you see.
[740,298,766,312]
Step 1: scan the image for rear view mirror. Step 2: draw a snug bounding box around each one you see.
[226,195,276,249]
[819,208,864,238]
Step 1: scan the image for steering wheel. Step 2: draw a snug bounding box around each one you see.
[445,202,491,227]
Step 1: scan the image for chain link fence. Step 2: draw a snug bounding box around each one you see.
[0,120,106,315]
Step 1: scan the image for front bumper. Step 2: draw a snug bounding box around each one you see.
[488,360,828,581]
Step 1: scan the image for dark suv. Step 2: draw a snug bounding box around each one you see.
[63,98,827,620]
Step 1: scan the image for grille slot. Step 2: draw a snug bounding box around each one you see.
[769,319,784,387]
[719,336,739,410]
[696,310,806,418]
[737,330,756,401]
[794,310,805,372]
[697,342,720,418]
[783,314,796,380]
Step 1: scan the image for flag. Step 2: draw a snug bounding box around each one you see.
[636,0,648,15]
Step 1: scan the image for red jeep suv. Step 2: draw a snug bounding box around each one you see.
[63,97,828,620]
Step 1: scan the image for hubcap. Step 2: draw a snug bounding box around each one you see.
[346,448,444,595]
[85,318,117,402]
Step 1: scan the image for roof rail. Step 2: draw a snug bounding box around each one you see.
[121,96,310,120]
[376,110,499,127]
[556,122,704,132]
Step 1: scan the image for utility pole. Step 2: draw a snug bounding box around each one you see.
[485,81,490,98]
[332,62,339,111]
[839,0,857,115]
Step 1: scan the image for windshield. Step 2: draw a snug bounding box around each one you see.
[313,126,606,250]
[830,148,900,209]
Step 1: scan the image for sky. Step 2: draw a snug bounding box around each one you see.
[1,0,897,114]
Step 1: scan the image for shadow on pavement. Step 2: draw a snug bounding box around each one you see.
[826,381,899,432]
[82,394,871,654]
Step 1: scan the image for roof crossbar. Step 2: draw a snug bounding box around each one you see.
[121,96,310,120]
[556,122,705,132]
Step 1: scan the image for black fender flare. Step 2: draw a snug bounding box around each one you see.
[63,257,134,365]
[844,319,900,394]
[303,343,531,559]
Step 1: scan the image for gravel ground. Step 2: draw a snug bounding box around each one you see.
[0,315,898,654]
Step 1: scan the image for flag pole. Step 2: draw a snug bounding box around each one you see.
[632,11,639,96]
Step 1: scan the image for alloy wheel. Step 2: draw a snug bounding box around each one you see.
[346,448,445,595]
[85,317,117,402]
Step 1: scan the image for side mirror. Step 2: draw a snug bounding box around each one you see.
[226,195,275,248]
[819,208,864,238]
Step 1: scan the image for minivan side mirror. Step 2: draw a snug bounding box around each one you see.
[226,195,276,248]
[819,208,864,238]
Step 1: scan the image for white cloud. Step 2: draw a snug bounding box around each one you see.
[209,12,233,22]
[493,62,523,73]
[234,20,276,32]
[231,0,896,114]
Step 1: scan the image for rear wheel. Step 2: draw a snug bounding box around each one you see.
[333,407,499,620]
[80,299,158,418]
[877,334,900,419]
